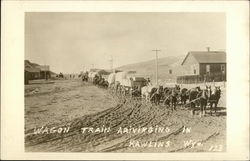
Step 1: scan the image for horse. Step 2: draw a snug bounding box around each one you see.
[97,78,103,86]
[58,72,64,78]
[180,88,189,106]
[162,86,179,111]
[169,88,179,111]
[188,86,210,117]
[197,88,209,117]
[82,72,89,82]
[120,86,130,97]
[207,86,221,115]
[141,85,154,104]
[149,87,159,105]
[130,86,141,98]
[149,86,164,105]
[102,80,109,89]
[162,87,171,107]
[188,87,200,115]
[98,78,108,88]
[93,74,100,85]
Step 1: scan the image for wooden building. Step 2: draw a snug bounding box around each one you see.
[24,68,41,84]
[24,60,53,84]
[37,65,51,80]
[177,50,226,83]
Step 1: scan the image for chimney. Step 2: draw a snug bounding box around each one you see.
[206,47,210,52]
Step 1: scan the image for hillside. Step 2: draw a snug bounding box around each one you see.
[116,55,185,84]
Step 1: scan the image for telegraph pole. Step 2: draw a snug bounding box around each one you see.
[109,55,114,73]
[152,49,161,86]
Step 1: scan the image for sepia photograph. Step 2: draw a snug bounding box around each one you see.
[24,12,227,152]
[1,1,249,160]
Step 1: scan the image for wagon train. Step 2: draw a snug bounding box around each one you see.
[80,71,222,117]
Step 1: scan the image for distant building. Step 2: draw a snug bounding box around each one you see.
[177,50,226,83]
[24,60,52,84]
[24,68,41,84]
[37,65,51,79]
[181,51,226,76]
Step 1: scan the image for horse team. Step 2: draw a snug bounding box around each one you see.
[81,71,109,88]
[80,71,222,117]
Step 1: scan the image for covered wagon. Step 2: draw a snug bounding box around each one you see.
[107,73,116,86]
[113,71,147,97]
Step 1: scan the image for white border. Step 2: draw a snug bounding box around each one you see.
[1,1,249,160]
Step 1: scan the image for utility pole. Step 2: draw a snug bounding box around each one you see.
[206,47,210,52]
[108,55,114,73]
[152,49,161,86]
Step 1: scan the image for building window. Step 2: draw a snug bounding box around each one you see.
[169,69,172,74]
[221,64,225,72]
[206,64,210,73]
[194,69,196,74]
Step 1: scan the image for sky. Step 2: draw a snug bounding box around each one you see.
[25,12,225,74]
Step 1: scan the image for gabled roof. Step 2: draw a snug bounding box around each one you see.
[25,60,39,68]
[181,51,226,65]
[25,63,33,68]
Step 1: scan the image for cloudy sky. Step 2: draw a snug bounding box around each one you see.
[25,12,225,74]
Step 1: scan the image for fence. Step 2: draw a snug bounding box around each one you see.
[177,72,226,84]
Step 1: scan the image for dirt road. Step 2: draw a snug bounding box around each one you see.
[25,79,226,152]
[25,79,117,130]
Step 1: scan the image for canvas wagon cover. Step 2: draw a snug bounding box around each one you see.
[107,73,116,84]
